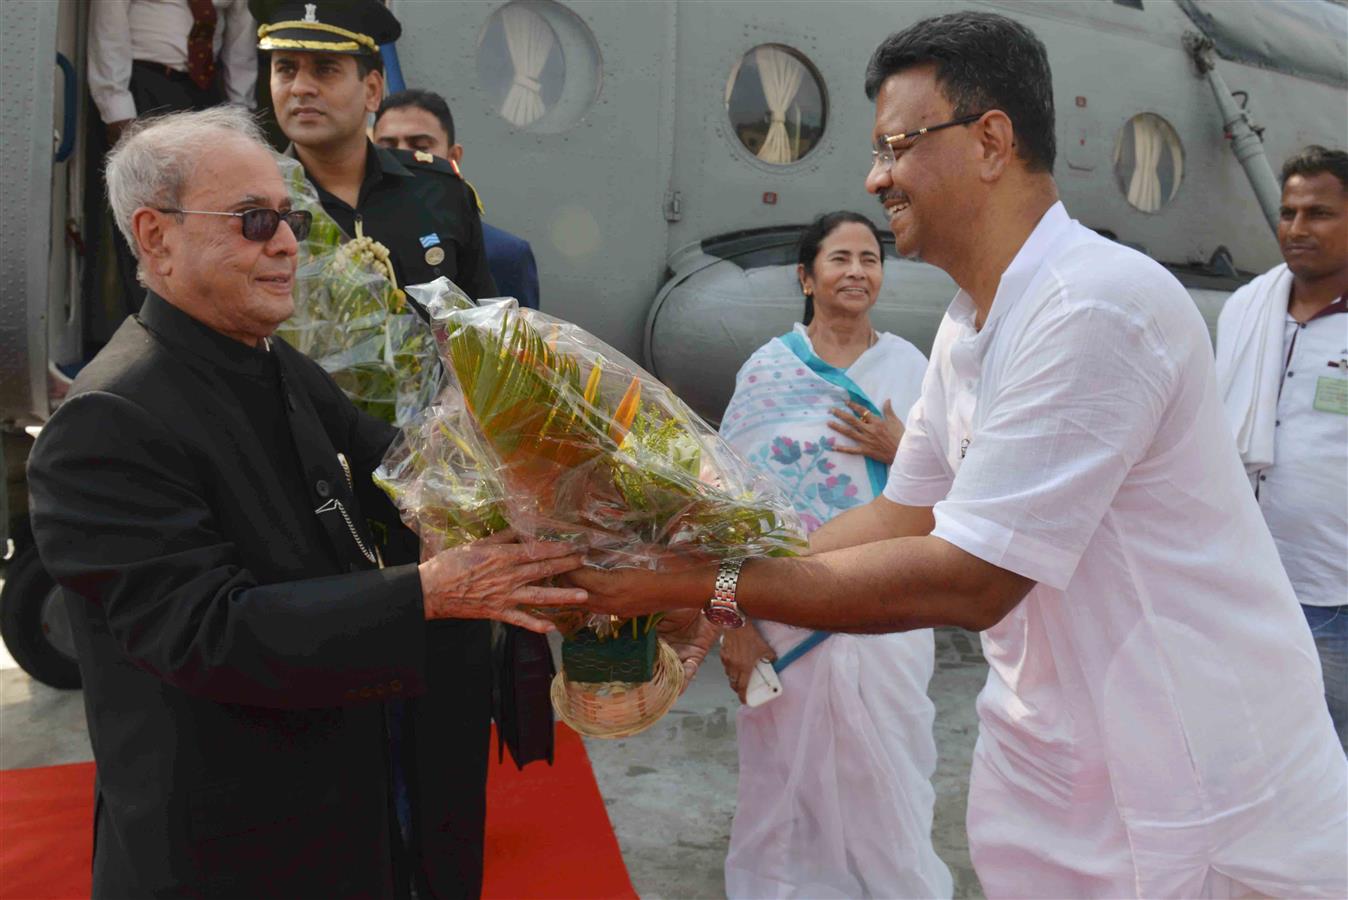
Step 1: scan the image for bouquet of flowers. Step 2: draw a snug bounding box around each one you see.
[273,157,439,425]
[376,278,806,735]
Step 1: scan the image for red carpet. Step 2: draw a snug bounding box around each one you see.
[0,726,634,900]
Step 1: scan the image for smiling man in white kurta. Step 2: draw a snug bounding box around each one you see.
[885,196,1345,896]
[571,11,1348,897]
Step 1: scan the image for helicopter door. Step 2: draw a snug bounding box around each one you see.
[49,0,87,385]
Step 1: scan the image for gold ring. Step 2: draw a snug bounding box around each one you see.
[860,412,872,424]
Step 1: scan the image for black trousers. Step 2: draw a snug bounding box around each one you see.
[403,620,493,899]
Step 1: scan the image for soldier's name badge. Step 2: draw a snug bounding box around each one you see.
[424,246,446,266]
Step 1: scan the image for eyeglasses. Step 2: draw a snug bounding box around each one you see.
[870,112,987,171]
[156,207,313,242]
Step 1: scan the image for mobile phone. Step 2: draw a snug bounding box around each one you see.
[744,659,783,707]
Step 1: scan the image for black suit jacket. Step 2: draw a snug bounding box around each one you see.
[28,293,428,898]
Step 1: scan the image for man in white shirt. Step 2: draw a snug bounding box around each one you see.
[571,11,1347,898]
[1216,146,1348,749]
[87,0,258,328]
[88,0,257,146]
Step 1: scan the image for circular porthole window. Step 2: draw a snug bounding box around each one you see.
[475,1,601,134]
[1113,113,1184,213]
[725,44,827,165]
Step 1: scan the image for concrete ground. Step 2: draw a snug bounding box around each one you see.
[583,628,986,899]
[0,617,986,899]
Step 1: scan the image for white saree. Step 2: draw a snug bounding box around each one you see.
[719,325,952,899]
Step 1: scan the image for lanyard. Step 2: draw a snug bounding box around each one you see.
[772,629,832,673]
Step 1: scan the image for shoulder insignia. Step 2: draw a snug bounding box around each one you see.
[391,147,459,177]
[463,178,485,216]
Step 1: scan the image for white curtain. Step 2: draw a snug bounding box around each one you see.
[754,46,805,164]
[1164,121,1183,205]
[724,56,742,107]
[1127,115,1162,212]
[1123,114,1182,213]
[500,5,553,128]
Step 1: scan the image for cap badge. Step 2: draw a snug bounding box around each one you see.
[424,246,446,266]
[303,3,319,23]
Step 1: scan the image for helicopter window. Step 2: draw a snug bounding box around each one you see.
[1113,113,1184,214]
[476,1,601,134]
[725,45,827,166]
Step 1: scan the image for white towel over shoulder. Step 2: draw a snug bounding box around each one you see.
[1215,264,1293,473]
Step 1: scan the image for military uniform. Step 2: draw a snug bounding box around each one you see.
[290,141,498,306]
[253,2,496,896]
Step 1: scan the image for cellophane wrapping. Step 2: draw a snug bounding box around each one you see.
[375,277,806,583]
[273,155,439,425]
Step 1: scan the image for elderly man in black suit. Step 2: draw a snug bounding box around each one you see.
[25,105,585,899]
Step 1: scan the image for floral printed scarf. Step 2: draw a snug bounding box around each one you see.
[721,330,893,533]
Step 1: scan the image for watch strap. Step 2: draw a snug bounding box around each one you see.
[704,558,747,628]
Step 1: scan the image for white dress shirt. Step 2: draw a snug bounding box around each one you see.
[885,202,1346,897]
[88,0,258,124]
[1258,301,1347,607]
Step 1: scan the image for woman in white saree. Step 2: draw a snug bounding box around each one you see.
[719,212,951,899]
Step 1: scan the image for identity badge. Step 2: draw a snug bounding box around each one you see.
[1313,375,1348,415]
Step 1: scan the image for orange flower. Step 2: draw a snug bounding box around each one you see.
[610,377,642,444]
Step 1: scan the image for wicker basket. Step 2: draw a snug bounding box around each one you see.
[550,639,684,739]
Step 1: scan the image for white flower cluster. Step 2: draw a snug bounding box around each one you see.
[337,235,396,287]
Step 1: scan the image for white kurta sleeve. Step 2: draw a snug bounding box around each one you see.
[220,0,259,109]
[88,0,138,125]
[882,391,952,508]
[932,300,1175,590]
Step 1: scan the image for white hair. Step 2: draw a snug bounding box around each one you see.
[105,106,269,272]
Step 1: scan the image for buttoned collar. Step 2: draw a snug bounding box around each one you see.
[948,201,1072,337]
[283,140,414,209]
[1296,293,1348,322]
[137,290,276,377]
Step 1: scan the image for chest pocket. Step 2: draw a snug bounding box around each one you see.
[1313,351,1348,416]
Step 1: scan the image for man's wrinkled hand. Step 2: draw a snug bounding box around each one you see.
[420,531,587,632]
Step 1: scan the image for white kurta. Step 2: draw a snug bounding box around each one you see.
[884,203,1347,898]
[721,328,952,899]
[1215,271,1348,609]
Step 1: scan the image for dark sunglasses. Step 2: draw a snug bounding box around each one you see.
[156,207,313,242]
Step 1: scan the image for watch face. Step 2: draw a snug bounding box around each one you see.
[704,604,746,629]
